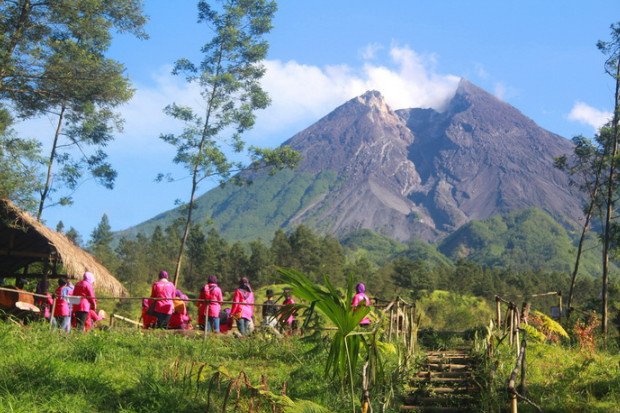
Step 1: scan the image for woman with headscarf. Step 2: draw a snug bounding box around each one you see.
[230,277,254,336]
[352,282,371,326]
[199,275,223,333]
[73,272,97,331]
[168,289,192,330]
[149,270,176,329]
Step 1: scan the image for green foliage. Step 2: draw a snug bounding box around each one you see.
[439,208,605,276]
[0,1,147,218]
[0,130,43,212]
[88,214,118,272]
[416,290,494,331]
[529,310,569,342]
[0,322,403,412]
[340,229,406,266]
[485,340,620,412]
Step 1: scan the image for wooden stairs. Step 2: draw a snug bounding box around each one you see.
[401,348,480,412]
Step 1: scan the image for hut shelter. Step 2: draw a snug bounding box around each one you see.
[0,199,127,297]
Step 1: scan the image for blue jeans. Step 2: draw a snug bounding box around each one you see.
[52,316,71,333]
[207,316,220,333]
[236,317,250,335]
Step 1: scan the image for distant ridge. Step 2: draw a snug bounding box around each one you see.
[118,78,581,243]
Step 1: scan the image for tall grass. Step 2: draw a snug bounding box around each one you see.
[0,321,401,412]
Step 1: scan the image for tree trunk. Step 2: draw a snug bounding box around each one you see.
[0,0,31,84]
[172,175,197,287]
[602,56,620,336]
[566,187,599,319]
[37,104,65,221]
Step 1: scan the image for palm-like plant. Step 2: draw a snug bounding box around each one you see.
[277,268,377,413]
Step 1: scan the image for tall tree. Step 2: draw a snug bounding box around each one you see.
[0,1,148,219]
[597,22,620,336]
[88,214,117,271]
[161,0,299,287]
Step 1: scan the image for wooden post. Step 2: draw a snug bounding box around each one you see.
[558,292,563,325]
[518,340,527,397]
[514,311,520,356]
[511,392,518,413]
[496,296,502,329]
[388,303,394,341]
[49,297,57,330]
[395,298,401,342]
[509,306,514,347]
[109,313,114,329]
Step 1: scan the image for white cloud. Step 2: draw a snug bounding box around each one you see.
[252,44,459,142]
[19,44,461,153]
[359,42,383,60]
[568,101,612,131]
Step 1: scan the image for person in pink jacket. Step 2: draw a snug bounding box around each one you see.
[352,282,371,327]
[73,272,97,331]
[149,270,176,329]
[282,288,297,334]
[200,275,223,333]
[230,277,254,336]
[52,277,74,333]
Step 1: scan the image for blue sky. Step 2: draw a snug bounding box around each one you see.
[21,1,618,242]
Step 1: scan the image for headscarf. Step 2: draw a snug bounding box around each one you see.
[208,275,218,284]
[356,283,366,294]
[159,270,169,279]
[83,272,95,285]
[238,277,252,299]
[175,289,188,300]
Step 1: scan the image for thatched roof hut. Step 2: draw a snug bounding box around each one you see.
[0,199,127,297]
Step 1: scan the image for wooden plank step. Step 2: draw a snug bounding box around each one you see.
[400,405,474,412]
[412,378,470,386]
[426,357,473,365]
[403,394,477,405]
[417,371,471,379]
[420,386,478,394]
[425,363,471,371]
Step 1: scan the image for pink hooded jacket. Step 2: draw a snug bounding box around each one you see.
[231,288,254,321]
[150,278,176,315]
[73,272,96,312]
[352,293,371,325]
[200,283,223,318]
[53,284,74,317]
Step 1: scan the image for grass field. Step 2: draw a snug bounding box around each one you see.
[0,321,380,412]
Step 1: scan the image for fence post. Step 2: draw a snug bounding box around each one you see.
[509,305,514,348]
[518,339,527,397]
[49,297,57,330]
[496,296,501,329]
[558,292,563,325]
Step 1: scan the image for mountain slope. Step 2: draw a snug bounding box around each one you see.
[119,79,581,243]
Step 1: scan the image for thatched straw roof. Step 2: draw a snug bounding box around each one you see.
[0,199,127,297]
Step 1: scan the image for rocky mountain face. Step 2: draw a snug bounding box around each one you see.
[123,79,581,243]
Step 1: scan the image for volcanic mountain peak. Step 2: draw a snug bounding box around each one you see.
[122,79,582,244]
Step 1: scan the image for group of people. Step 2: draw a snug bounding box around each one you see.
[145,272,372,335]
[34,271,105,333]
[25,270,372,336]
[144,272,262,335]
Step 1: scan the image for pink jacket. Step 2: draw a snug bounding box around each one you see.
[352,293,371,325]
[283,297,296,324]
[73,280,96,312]
[200,283,223,317]
[53,285,73,317]
[150,279,176,315]
[231,289,254,320]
